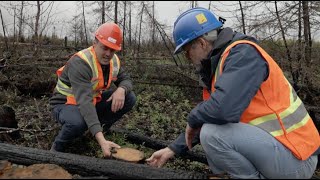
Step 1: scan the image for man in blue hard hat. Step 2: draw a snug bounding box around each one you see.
[146,7,319,179]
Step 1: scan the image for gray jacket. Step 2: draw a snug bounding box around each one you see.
[49,52,133,136]
[168,28,269,155]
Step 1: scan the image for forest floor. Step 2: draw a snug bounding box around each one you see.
[0,44,319,178]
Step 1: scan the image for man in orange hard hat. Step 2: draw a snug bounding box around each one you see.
[49,22,136,157]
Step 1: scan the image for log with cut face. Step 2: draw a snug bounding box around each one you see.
[111,147,145,163]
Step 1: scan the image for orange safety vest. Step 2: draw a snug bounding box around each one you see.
[55,46,120,105]
[203,40,319,160]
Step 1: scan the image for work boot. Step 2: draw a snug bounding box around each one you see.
[50,142,64,152]
[50,143,58,152]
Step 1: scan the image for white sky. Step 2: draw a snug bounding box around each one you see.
[2,1,318,40]
[0,1,238,39]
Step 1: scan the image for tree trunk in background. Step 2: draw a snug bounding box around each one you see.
[13,7,16,43]
[302,1,311,66]
[191,1,198,8]
[82,1,88,46]
[101,1,105,24]
[239,1,246,34]
[275,2,293,81]
[114,1,118,24]
[18,1,24,42]
[123,1,126,57]
[152,1,155,47]
[34,1,40,44]
[129,1,132,47]
[301,1,314,103]
[0,8,9,51]
[294,1,302,90]
[137,3,144,56]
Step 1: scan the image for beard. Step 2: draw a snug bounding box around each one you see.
[194,63,203,74]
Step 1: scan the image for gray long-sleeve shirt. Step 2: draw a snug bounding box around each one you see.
[168,28,269,155]
[49,52,133,136]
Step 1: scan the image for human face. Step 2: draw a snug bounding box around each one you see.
[93,40,116,65]
[181,38,208,66]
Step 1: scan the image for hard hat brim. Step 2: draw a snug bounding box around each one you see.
[97,36,121,51]
[174,38,190,55]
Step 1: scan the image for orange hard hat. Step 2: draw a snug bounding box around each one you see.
[95,22,123,51]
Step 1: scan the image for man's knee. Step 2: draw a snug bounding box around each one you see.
[67,120,87,133]
[200,123,227,149]
[200,124,214,148]
[125,91,136,110]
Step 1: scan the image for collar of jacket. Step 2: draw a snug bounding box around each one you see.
[198,27,235,89]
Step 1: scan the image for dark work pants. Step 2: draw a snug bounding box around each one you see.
[51,90,136,151]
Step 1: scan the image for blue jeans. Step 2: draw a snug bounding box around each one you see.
[200,123,317,179]
[51,90,136,151]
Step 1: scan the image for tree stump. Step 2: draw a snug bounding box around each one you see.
[0,105,20,141]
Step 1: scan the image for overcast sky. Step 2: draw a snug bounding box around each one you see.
[55,1,236,27]
[0,1,238,39]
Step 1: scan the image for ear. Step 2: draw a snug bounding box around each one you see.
[93,39,97,45]
[198,38,207,49]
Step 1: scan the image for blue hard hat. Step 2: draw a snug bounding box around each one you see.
[173,7,223,54]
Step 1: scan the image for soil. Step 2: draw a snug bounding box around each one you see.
[0,44,319,178]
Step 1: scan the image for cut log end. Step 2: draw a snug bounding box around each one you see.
[111,147,145,163]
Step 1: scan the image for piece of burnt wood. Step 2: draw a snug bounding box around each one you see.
[0,143,206,179]
[0,106,20,140]
[108,127,208,164]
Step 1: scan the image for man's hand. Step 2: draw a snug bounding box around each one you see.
[185,124,201,150]
[95,132,121,157]
[107,87,126,113]
[146,147,175,168]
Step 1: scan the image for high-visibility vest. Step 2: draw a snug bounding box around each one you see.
[55,46,120,105]
[203,40,320,160]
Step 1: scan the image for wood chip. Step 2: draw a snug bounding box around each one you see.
[111,147,144,163]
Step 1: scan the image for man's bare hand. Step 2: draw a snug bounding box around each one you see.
[185,124,201,150]
[95,132,121,157]
[107,87,126,113]
[146,147,175,168]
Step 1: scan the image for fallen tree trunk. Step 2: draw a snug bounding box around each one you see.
[109,127,208,164]
[0,143,206,179]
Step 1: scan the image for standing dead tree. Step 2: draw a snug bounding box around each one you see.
[142,2,181,66]
[239,1,246,34]
[114,1,118,24]
[101,1,105,24]
[81,1,88,46]
[136,2,144,57]
[17,1,24,42]
[0,8,9,52]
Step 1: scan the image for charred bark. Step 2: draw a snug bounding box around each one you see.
[0,106,20,141]
[0,143,206,179]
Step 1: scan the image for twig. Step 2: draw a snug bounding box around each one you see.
[34,98,43,119]
[0,126,56,134]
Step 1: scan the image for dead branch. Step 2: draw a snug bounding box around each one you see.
[0,126,56,134]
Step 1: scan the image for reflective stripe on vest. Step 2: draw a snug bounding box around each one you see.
[212,40,319,160]
[55,46,120,105]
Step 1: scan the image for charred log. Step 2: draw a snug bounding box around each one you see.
[0,143,206,179]
[0,106,20,141]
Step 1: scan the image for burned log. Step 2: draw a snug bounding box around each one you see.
[109,127,208,164]
[0,143,206,179]
[0,106,20,141]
